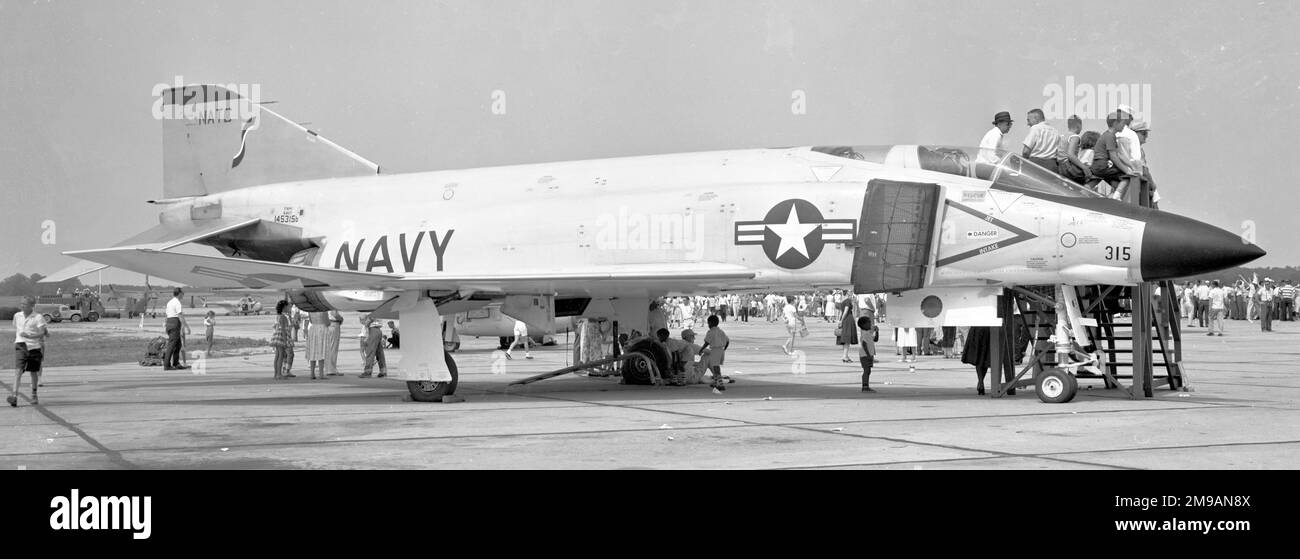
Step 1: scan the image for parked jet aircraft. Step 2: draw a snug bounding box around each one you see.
[201,294,265,315]
[103,284,160,318]
[445,303,577,351]
[44,85,1265,403]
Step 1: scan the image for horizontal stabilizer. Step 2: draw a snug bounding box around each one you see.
[41,217,262,283]
[63,248,400,290]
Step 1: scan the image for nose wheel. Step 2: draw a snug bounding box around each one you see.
[1036,367,1078,403]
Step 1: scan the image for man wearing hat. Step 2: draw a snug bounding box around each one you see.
[976,111,1013,179]
[1130,120,1159,206]
[1258,279,1276,332]
[1114,105,1145,201]
[678,329,707,384]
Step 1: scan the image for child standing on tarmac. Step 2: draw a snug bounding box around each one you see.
[700,315,730,392]
[857,315,879,392]
[203,310,216,354]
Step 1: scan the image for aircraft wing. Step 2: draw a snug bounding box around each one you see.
[40,217,262,283]
[62,247,755,294]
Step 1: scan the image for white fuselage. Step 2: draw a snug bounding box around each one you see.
[194,146,1145,299]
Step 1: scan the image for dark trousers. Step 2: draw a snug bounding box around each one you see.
[859,354,874,387]
[1282,299,1295,321]
[363,336,387,374]
[1027,156,1059,173]
[164,317,182,368]
[1260,302,1274,331]
[739,307,749,322]
[1196,300,1209,327]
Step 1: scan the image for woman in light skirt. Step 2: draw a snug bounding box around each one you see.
[305,311,329,379]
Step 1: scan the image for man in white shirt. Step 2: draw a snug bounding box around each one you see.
[1021,108,1063,172]
[1207,281,1227,336]
[1258,279,1277,332]
[1113,105,1144,202]
[163,287,191,370]
[1130,120,1157,206]
[1116,105,1144,168]
[10,296,48,407]
[976,111,1013,179]
[1194,280,1212,328]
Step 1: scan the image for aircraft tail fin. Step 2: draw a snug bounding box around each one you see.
[160,85,379,199]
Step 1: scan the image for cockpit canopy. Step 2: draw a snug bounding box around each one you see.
[811,145,1102,199]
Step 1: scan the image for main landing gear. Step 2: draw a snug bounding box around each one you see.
[406,351,460,402]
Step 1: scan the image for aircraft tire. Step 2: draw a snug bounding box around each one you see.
[406,352,460,402]
[1036,368,1078,404]
[622,339,669,386]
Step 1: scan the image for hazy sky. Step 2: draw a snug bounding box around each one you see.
[2,0,1297,284]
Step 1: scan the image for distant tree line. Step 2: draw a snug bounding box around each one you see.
[0,273,84,297]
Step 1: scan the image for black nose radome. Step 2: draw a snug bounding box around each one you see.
[1141,211,1266,281]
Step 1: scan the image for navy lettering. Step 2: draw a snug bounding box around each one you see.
[398,231,425,273]
[334,239,366,270]
[430,230,454,272]
[367,235,393,273]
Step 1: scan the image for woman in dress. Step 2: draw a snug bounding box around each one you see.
[305,311,329,379]
[897,327,918,363]
[836,298,859,363]
[271,300,295,379]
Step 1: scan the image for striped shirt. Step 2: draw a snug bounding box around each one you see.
[1023,122,1062,159]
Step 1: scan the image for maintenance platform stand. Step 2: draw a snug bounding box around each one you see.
[989,180,1187,403]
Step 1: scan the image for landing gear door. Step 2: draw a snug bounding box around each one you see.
[851,179,942,293]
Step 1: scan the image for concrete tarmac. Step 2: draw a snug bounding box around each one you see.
[2,313,1297,469]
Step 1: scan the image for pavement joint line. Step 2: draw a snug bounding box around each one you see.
[461,389,1292,468]
[455,388,1156,463]
[37,399,1260,428]
[769,423,1142,470]
[0,449,116,459]
[0,380,138,470]
[1185,381,1300,390]
[99,423,790,454]
[51,402,602,425]
[1037,438,1300,458]
[774,454,1135,470]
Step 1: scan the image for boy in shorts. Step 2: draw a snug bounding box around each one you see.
[10,296,48,407]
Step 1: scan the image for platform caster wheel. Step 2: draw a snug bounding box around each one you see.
[406,352,460,402]
[1036,367,1078,404]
